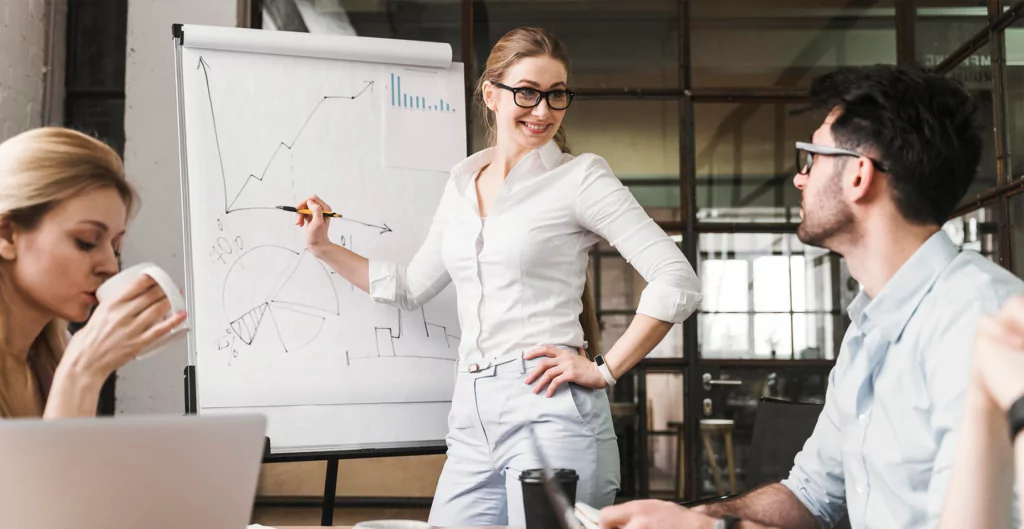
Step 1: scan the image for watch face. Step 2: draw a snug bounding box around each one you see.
[595,355,605,366]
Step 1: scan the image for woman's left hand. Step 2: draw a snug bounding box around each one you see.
[524,346,606,397]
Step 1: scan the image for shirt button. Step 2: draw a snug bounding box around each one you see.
[858,414,868,426]
[857,486,865,494]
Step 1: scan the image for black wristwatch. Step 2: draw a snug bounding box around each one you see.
[1008,394,1024,441]
[714,515,742,529]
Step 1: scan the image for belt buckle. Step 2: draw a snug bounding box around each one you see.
[467,363,481,373]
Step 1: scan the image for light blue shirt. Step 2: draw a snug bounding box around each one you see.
[781,231,1024,529]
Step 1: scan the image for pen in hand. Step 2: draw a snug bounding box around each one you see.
[276,205,342,218]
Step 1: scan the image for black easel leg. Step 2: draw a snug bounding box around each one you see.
[321,458,339,526]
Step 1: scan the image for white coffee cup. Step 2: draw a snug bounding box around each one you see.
[95,262,190,360]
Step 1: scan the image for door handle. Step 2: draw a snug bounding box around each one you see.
[702,373,742,391]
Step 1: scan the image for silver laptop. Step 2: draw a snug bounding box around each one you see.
[0,414,266,529]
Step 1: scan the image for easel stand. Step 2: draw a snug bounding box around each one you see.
[184,367,446,526]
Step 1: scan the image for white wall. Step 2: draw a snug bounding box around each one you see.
[120,0,235,414]
[0,0,49,140]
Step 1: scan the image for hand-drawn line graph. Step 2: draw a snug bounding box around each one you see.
[365,308,460,361]
[223,245,339,353]
[196,57,461,367]
[197,56,392,234]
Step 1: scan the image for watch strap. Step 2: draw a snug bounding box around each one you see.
[594,354,616,387]
[1008,394,1024,442]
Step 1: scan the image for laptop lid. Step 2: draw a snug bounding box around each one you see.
[0,414,266,529]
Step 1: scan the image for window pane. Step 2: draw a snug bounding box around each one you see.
[262,0,462,58]
[753,314,791,358]
[598,256,643,312]
[698,233,847,360]
[702,259,749,312]
[601,315,631,357]
[701,314,751,358]
[753,256,792,312]
[1009,19,1024,179]
[565,100,681,220]
[917,8,999,196]
[1010,196,1024,278]
[943,206,999,262]
[477,0,680,88]
[563,100,679,178]
[650,324,684,359]
[916,5,989,67]
[695,103,820,224]
[692,1,896,88]
[473,99,681,219]
[597,258,684,359]
[647,372,684,497]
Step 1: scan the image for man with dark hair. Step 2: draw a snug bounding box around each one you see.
[599,65,1024,529]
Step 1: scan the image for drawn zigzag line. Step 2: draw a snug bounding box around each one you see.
[196,55,373,215]
[225,84,373,213]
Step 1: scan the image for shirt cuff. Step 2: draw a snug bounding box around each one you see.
[367,260,400,304]
[780,475,833,529]
[635,286,702,324]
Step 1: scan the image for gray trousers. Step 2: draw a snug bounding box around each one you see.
[428,350,620,527]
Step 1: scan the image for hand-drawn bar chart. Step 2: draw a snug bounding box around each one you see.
[390,73,456,113]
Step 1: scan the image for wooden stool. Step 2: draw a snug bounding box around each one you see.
[668,419,737,497]
[700,419,737,495]
[668,420,686,498]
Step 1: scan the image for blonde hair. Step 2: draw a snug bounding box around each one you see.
[0,127,137,417]
[476,28,602,356]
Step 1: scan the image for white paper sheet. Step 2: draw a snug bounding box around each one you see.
[382,66,467,172]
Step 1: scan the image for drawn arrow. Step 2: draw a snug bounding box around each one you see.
[197,57,230,212]
[337,218,392,234]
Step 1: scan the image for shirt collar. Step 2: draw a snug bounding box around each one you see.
[450,140,564,184]
[848,230,959,342]
[536,140,563,169]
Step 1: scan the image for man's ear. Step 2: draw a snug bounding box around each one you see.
[0,217,17,261]
[847,156,878,203]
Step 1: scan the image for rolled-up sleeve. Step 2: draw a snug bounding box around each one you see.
[367,182,453,311]
[781,363,849,529]
[574,156,701,324]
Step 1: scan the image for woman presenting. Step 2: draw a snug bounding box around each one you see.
[296,27,702,527]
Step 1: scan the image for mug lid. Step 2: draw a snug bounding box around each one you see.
[518,468,579,483]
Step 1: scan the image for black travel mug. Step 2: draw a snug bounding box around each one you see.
[519,468,579,529]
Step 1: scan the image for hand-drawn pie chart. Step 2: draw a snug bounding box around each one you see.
[222,245,339,353]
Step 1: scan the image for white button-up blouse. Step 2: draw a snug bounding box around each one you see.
[368,141,702,363]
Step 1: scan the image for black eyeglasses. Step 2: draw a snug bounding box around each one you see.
[795,141,889,175]
[493,82,575,111]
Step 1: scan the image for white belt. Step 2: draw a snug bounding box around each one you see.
[457,345,584,373]
[458,350,525,373]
